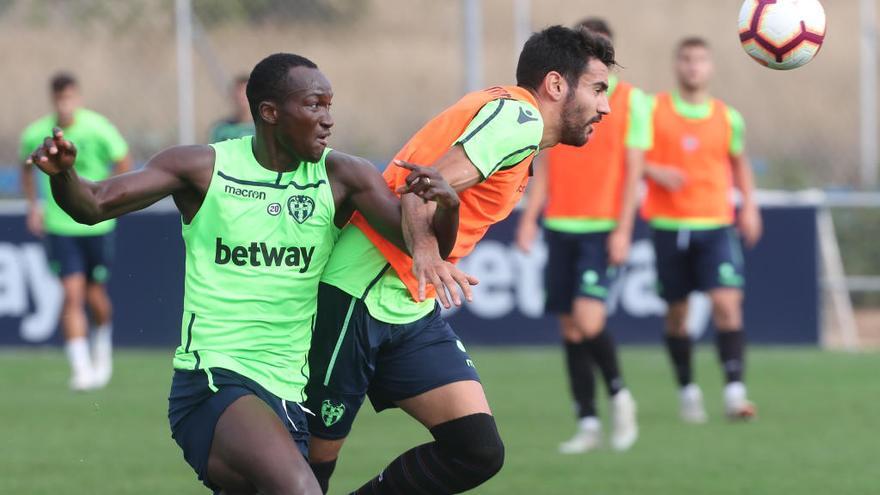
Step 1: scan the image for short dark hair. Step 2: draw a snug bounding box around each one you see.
[516,25,616,92]
[576,17,613,40]
[246,53,318,121]
[677,37,710,53]
[50,72,78,94]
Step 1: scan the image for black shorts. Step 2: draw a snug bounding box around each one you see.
[168,368,310,492]
[651,226,745,303]
[544,229,617,314]
[44,233,114,282]
[304,282,480,440]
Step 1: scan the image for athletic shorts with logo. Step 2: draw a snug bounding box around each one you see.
[651,225,745,303]
[44,233,114,282]
[304,282,480,440]
[544,229,617,314]
[168,368,310,492]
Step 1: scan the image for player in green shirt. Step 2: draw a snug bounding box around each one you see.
[26,53,464,495]
[209,74,256,143]
[20,73,131,391]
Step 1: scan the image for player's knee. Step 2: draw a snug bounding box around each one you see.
[464,432,505,480]
[432,413,505,486]
[713,307,741,330]
[711,301,742,330]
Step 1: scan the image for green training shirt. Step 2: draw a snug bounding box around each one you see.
[321,97,544,324]
[173,136,340,402]
[19,109,128,236]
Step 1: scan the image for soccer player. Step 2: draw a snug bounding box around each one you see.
[515,17,648,454]
[20,72,132,391]
[642,38,761,422]
[209,74,255,143]
[304,26,614,494]
[26,53,463,495]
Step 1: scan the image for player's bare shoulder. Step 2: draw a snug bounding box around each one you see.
[144,144,216,222]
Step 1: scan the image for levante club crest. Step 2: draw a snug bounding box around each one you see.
[321,399,345,427]
[287,195,315,224]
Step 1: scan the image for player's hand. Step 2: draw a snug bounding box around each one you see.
[411,249,479,308]
[607,228,631,266]
[515,215,539,253]
[394,160,460,210]
[738,203,763,248]
[26,205,44,238]
[647,165,686,191]
[26,128,77,176]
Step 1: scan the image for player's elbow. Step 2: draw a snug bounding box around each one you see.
[64,205,104,226]
[69,211,101,226]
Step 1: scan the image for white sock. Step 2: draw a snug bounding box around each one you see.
[578,416,601,432]
[92,323,113,368]
[724,381,746,403]
[65,337,93,379]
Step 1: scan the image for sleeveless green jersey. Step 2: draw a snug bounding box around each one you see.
[173,136,340,401]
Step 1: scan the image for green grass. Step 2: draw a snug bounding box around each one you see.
[1,347,877,494]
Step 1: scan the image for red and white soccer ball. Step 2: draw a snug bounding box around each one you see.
[738,0,826,70]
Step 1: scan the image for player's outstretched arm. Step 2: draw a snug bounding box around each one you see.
[27,128,212,225]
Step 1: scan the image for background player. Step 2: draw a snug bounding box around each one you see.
[516,17,649,454]
[209,74,255,143]
[20,72,131,391]
[304,26,614,494]
[26,53,463,494]
[642,38,761,422]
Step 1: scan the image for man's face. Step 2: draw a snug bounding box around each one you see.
[558,58,611,147]
[272,67,334,163]
[676,45,713,92]
[52,86,81,121]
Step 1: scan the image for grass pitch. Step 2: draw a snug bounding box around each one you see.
[1,347,876,494]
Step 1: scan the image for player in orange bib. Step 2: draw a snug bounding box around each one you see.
[304,26,615,494]
[642,38,762,423]
[516,18,648,454]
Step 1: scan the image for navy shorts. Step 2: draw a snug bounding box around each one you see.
[651,226,745,303]
[544,229,618,314]
[44,233,114,282]
[168,368,310,492]
[304,282,480,440]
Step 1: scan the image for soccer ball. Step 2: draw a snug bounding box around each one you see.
[738,0,826,70]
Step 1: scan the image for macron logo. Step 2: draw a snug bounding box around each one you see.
[225,184,266,200]
[214,237,315,273]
